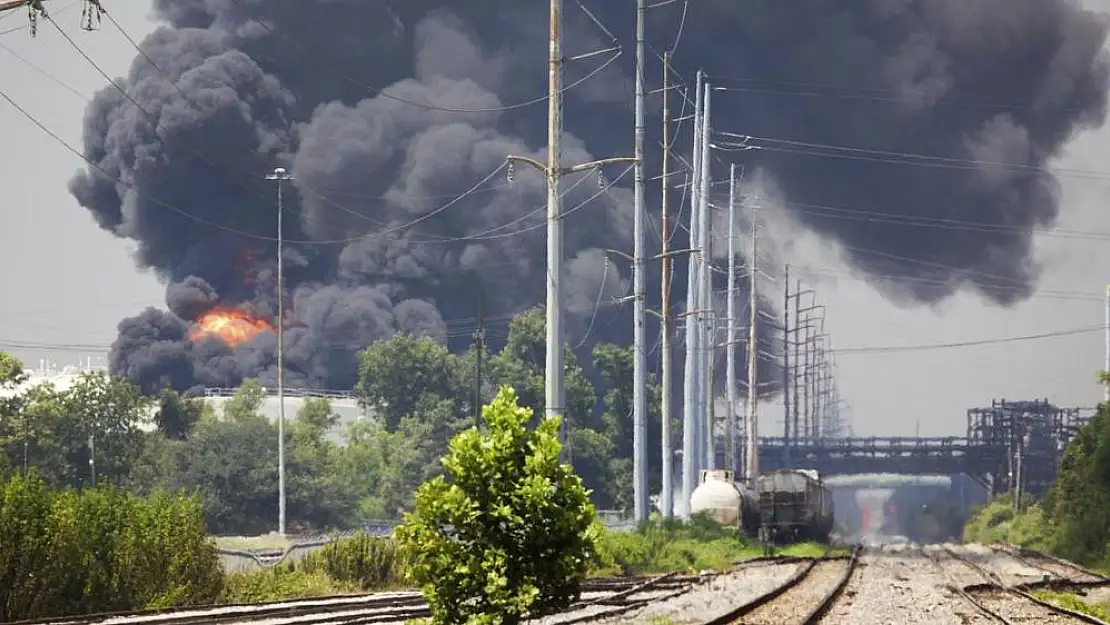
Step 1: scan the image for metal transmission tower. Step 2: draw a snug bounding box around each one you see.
[697,80,713,472]
[265,166,293,536]
[659,51,674,518]
[507,0,635,460]
[681,71,704,518]
[725,165,739,476]
[745,211,759,480]
[631,0,649,525]
[0,0,103,33]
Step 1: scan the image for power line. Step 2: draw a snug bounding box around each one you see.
[222,0,621,115]
[0,78,631,246]
[831,326,1102,355]
[708,78,1092,114]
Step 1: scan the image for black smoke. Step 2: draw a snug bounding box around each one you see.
[70,0,1109,394]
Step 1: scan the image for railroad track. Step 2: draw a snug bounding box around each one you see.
[936,545,1109,624]
[9,574,707,625]
[989,544,1109,586]
[700,546,861,625]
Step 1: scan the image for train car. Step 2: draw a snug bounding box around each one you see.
[689,469,760,536]
[755,469,834,543]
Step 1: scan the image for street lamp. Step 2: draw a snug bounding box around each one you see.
[265,166,292,536]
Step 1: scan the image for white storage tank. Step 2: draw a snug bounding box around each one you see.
[690,469,742,526]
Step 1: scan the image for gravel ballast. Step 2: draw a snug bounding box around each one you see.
[591,562,805,625]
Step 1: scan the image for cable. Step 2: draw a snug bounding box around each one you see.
[222,0,621,115]
[0,38,84,97]
[832,326,1101,355]
[574,258,610,349]
[714,131,1110,181]
[0,77,625,248]
[0,0,76,35]
[708,78,1092,115]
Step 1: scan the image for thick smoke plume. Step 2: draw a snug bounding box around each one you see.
[71,0,1109,394]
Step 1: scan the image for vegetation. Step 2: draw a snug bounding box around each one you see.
[963,392,1110,570]
[1033,589,1110,620]
[0,473,222,621]
[0,308,664,536]
[395,386,600,625]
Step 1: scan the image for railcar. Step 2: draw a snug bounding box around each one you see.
[755,469,834,543]
[689,469,760,536]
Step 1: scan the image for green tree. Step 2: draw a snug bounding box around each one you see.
[222,379,266,424]
[62,372,149,487]
[395,386,600,625]
[356,335,467,430]
[287,398,357,530]
[153,389,205,440]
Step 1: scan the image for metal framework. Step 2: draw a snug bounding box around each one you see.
[0,0,103,34]
[967,398,1088,497]
[757,398,1090,493]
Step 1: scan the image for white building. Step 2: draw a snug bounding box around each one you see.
[1,360,370,443]
[202,387,372,445]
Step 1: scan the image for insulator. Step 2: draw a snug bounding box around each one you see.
[597,169,605,188]
[506,162,514,184]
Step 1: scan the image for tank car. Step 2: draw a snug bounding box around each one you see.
[689,469,760,535]
[755,469,834,543]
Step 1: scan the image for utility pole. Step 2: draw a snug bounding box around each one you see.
[697,79,713,472]
[792,282,801,447]
[725,165,739,476]
[473,288,485,428]
[1105,284,1109,403]
[659,51,674,518]
[782,265,790,468]
[507,0,635,460]
[746,217,759,480]
[631,0,649,525]
[681,71,704,518]
[266,166,292,536]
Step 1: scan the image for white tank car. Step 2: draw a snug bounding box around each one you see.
[690,469,760,534]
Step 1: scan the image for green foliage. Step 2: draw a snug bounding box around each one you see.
[221,568,354,603]
[0,303,665,538]
[962,398,1110,567]
[0,473,222,620]
[593,514,749,576]
[394,386,600,625]
[297,533,407,589]
[1034,590,1110,621]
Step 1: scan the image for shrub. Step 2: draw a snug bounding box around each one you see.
[394,386,600,625]
[222,567,355,603]
[593,514,750,576]
[0,474,223,620]
[297,532,406,589]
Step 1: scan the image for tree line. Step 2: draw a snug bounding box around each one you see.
[0,307,666,535]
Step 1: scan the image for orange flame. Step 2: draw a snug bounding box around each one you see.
[188,307,275,346]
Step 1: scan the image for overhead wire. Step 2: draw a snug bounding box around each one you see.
[223,0,622,115]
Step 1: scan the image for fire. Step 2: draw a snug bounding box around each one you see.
[189,307,275,346]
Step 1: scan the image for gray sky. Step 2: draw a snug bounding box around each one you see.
[1,1,1108,438]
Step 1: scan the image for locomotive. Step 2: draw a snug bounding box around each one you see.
[755,469,834,543]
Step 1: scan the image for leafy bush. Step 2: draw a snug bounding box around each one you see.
[963,497,1055,552]
[593,514,751,576]
[221,567,354,603]
[296,532,407,589]
[394,386,600,625]
[0,474,223,621]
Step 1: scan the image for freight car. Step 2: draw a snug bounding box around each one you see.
[755,469,834,543]
[689,469,760,535]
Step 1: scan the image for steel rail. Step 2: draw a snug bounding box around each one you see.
[941,545,1110,625]
[10,574,707,625]
[699,546,860,625]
